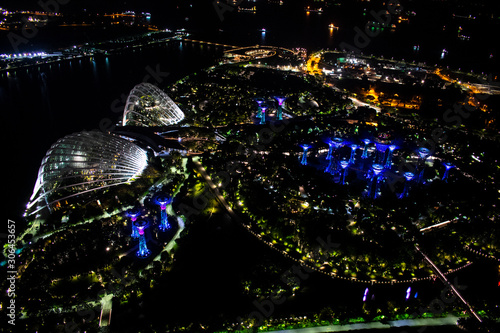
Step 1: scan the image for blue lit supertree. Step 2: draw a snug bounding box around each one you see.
[133,219,151,258]
[300,144,311,165]
[349,144,358,164]
[339,160,349,185]
[126,208,141,238]
[325,139,335,161]
[255,99,264,119]
[385,144,398,168]
[361,139,371,159]
[375,142,389,164]
[399,172,414,198]
[442,162,454,182]
[275,97,285,120]
[325,138,344,174]
[155,195,171,231]
[417,147,431,183]
[367,164,384,198]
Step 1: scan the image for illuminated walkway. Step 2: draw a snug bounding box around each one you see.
[99,294,113,327]
[267,315,460,333]
[415,246,482,323]
[193,157,473,285]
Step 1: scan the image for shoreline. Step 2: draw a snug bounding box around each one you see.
[255,315,461,333]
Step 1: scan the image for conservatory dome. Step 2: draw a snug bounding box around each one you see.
[27,131,148,215]
[122,83,185,127]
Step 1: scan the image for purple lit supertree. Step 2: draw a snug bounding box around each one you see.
[361,139,371,159]
[349,144,358,164]
[385,144,398,168]
[155,195,171,231]
[260,107,267,124]
[300,144,311,165]
[133,219,151,258]
[399,172,414,198]
[339,160,349,185]
[275,97,285,120]
[442,162,454,182]
[363,287,369,302]
[126,208,141,238]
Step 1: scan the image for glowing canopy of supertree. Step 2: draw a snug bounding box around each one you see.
[442,162,454,182]
[127,208,141,238]
[275,97,285,106]
[417,147,431,160]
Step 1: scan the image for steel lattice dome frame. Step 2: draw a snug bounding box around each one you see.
[122,83,185,127]
[27,131,149,216]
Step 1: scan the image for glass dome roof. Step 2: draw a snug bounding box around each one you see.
[122,83,184,127]
[27,131,148,216]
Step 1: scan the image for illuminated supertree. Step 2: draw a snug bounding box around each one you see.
[417,147,431,183]
[325,139,334,161]
[126,208,141,238]
[349,144,358,164]
[255,99,264,119]
[399,172,414,198]
[155,195,171,231]
[363,287,369,302]
[325,138,344,174]
[367,164,384,198]
[133,219,151,258]
[405,286,412,301]
[275,97,286,120]
[375,142,388,164]
[339,160,349,185]
[442,162,454,182]
[385,144,398,168]
[361,139,371,159]
[417,147,430,162]
[260,107,267,124]
[300,144,311,166]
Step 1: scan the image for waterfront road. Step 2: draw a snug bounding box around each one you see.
[266,315,460,333]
